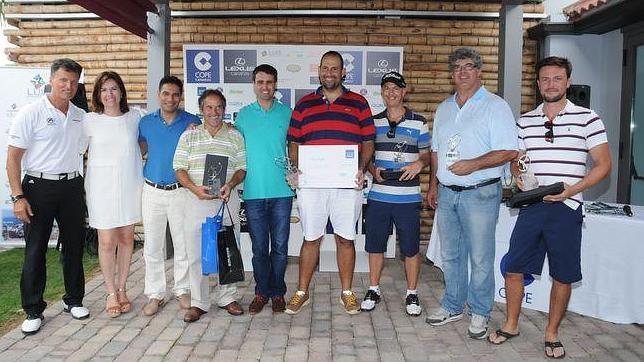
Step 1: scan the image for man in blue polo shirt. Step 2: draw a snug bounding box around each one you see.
[138,76,200,316]
[235,64,294,314]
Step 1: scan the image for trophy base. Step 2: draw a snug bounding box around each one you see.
[506,182,565,208]
[381,169,404,180]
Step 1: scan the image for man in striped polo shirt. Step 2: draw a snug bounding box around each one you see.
[361,72,430,316]
[285,50,376,315]
[488,57,611,359]
[174,89,247,322]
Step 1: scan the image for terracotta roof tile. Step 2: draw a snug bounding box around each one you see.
[563,0,610,20]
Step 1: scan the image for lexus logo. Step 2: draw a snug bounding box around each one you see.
[234,57,246,66]
[377,59,389,67]
[194,52,212,71]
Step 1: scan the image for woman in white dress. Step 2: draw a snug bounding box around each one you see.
[82,71,143,318]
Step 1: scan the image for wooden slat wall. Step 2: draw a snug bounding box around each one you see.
[4,1,542,242]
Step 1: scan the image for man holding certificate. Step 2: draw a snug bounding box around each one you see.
[174,89,247,322]
[285,50,375,315]
[361,72,430,316]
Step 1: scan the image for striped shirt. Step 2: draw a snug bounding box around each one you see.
[173,123,246,186]
[368,109,431,203]
[517,100,607,209]
[287,86,375,148]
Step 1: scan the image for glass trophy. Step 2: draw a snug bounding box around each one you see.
[445,134,461,170]
[517,154,539,191]
[382,141,408,180]
[274,156,299,176]
[206,162,223,196]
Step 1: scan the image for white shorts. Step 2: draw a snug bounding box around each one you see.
[296,188,363,241]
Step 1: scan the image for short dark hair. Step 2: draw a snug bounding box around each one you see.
[536,56,572,78]
[50,58,82,77]
[198,89,226,111]
[158,75,183,94]
[91,71,129,114]
[252,64,278,83]
[320,50,344,69]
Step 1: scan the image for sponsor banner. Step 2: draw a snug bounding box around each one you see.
[183,44,403,120]
[0,67,60,246]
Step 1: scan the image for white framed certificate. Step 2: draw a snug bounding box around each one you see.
[298,145,358,188]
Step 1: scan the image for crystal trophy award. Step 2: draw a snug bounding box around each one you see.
[517,154,539,191]
[202,154,228,196]
[382,141,408,180]
[274,156,299,176]
[445,134,461,170]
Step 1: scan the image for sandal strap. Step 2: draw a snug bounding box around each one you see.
[495,329,519,339]
[545,341,564,348]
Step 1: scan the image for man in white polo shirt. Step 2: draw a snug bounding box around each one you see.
[7,58,89,335]
[488,56,611,359]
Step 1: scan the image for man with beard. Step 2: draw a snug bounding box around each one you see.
[488,56,611,359]
[285,51,375,315]
[425,47,518,339]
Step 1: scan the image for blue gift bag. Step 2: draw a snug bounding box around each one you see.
[201,203,224,275]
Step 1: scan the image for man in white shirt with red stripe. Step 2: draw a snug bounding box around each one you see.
[488,56,611,359]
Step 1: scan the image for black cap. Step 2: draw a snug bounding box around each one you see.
[381,71,406,88]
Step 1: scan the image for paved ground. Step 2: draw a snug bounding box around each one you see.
[0,249,643,361]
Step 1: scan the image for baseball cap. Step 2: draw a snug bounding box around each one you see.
[381,71,406,88]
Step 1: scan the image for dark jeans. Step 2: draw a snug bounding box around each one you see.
[245,197,292,297]
[21,175,86,315]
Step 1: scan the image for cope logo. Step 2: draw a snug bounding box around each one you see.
[366,51,400,85]
[340,51,363,85]
[186,49,219,84]
[223,49,257,83]
[500,253,534,286]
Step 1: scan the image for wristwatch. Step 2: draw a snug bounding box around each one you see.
[10,194,25,203]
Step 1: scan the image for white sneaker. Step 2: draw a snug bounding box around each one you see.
[360,289,381,312]
[425,307,463,326]
[62,302,90,320]
[21,314,43,335]
[468,314,489,339]
[405,294,422,316]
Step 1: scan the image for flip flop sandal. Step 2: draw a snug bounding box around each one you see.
[105,293,121,318]
[117,288,131,313]
[544,341,566,359]
[488,328,520,345]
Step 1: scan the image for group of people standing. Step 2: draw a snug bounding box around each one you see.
[7,46,610,359]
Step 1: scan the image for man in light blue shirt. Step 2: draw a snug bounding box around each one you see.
[138,76,201,316]
[425,48,518,339]
[234,64,294,314]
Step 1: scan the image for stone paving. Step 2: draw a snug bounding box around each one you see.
[0,248,643,361]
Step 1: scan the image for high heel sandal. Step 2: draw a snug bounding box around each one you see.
[116,288,131,313]
[105,293,121,318]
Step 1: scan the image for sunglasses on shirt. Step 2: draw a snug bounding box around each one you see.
[387,121,397,139]
[544,121,554,143]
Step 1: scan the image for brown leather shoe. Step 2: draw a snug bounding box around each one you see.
[219,301,244,316]
[271,296,286,313]
[248,295,268,315]
[183,307,207,323]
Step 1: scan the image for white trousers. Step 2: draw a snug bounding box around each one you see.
[183,190,239,311]
[142,184,190,300]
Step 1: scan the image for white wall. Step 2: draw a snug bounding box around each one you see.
[544,30,623,202]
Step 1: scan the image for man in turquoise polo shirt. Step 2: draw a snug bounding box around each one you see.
[235,64,294,314]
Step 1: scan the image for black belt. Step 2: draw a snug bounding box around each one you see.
[145,179,182,191]
[442,178,500,192]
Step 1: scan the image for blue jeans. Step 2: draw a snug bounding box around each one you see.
[244,197,293,297]
[436,182,501,318]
